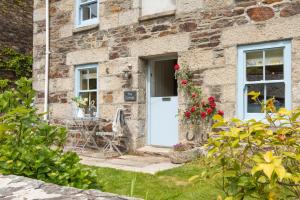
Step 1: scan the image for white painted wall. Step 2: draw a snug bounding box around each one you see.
[142,0,176,16]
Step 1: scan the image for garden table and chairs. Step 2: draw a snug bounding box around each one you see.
[65,102,127,157]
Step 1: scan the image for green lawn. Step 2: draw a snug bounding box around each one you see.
[91,160,223,200]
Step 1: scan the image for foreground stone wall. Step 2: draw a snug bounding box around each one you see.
[0,174,139,200]
[0,0,33,53]
[33,0,300,149]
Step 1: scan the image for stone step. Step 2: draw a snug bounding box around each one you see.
[136,146,172,158]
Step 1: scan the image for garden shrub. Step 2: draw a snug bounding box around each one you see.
[174,64,224,144]
[0,78,98,189]
[206,92,300,200]
[0,47,32,78]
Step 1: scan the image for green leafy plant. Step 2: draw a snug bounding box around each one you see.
[0,78,98,189]
[205,91,300,200]
[0,47,32,78]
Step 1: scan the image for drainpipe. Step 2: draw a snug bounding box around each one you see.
[44,0,50,121]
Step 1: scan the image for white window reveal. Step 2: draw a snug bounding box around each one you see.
[142,0,176,16]
[237,41,291,120]
[75,64,98,117]
[76,0,99,27]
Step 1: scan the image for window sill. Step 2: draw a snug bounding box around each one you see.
[73,24,99,34]
[139,10,176,21]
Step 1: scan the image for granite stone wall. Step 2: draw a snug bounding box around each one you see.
[33,0,300,149]
[0,0,33,54]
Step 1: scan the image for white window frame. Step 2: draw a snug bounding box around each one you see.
[75,64,99,117]
[237,40,292,120]
[76,0,99,27]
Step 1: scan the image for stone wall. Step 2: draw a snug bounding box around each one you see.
[0,174,139,200]
[0,0,33,54]
[33,0,300,149]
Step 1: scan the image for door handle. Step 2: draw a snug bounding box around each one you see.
[162,97,171,101]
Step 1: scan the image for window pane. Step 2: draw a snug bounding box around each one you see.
[266,83,285,110]
[88,68,97,90]
[80,69,88,90]
[265,48,283,66]
[90,3,97,18]
[79,92,97,115]
[89,79,97,90]
[246,67,263,81]
[247,84,264,113]
[81,5,91,21]
[246,51,263,67]
[265,65,283,80]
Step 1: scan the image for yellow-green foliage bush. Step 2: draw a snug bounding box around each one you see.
[206,92,300,200]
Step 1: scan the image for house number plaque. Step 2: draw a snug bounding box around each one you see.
[124,91,137,102]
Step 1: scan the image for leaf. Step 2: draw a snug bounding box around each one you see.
[251,165,263,175]
[274,166,286,181]
[248,91,260,101]
[213,114,224,122]
[212,121,225,129]
[291,112,300,122]
[224,170,236,177]
[263,151,274,163]
[260,163,274,179]
[278,108,291,116]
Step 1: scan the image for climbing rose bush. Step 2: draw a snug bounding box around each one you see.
[174,64,224,125]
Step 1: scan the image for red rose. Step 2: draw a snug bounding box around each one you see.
[207,108,213,115]
[210,102,216,109]
[174,64,180,71]
[192,93,196,98]
[181,80,188,85]
[218,110,224,116]
[191,106,196,113]
[201,112,207,119]
[208,96,215,103]
[185,111,191,119]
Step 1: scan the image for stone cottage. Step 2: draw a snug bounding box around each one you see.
[33,0,300,150]
[0,0,33,54]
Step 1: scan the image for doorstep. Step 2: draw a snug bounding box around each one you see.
[136,146,172,158]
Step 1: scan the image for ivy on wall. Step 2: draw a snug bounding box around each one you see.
[0,47,32,79]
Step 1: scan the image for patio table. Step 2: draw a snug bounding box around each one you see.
[72,117,100,152]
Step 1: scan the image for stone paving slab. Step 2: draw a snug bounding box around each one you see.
[80,155,181,174]
[0,174,140,200]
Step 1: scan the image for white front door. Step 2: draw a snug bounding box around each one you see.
[148,59,178,147]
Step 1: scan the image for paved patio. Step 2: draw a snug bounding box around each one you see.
[79,153,181,174]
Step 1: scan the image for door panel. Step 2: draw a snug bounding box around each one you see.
[149,59,178,147]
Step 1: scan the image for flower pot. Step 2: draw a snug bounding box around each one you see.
[169,147,206,164]
[76,108,85,118]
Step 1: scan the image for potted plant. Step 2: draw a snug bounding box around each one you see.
[72,96,88,118]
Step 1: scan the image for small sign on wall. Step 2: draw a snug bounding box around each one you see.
[124,91,137,102]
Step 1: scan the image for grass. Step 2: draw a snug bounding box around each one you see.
[90,160,223,200]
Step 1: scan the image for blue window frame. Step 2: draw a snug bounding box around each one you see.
[76,0,99,27]
[75,64,98,117]
[237,40,292,120]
